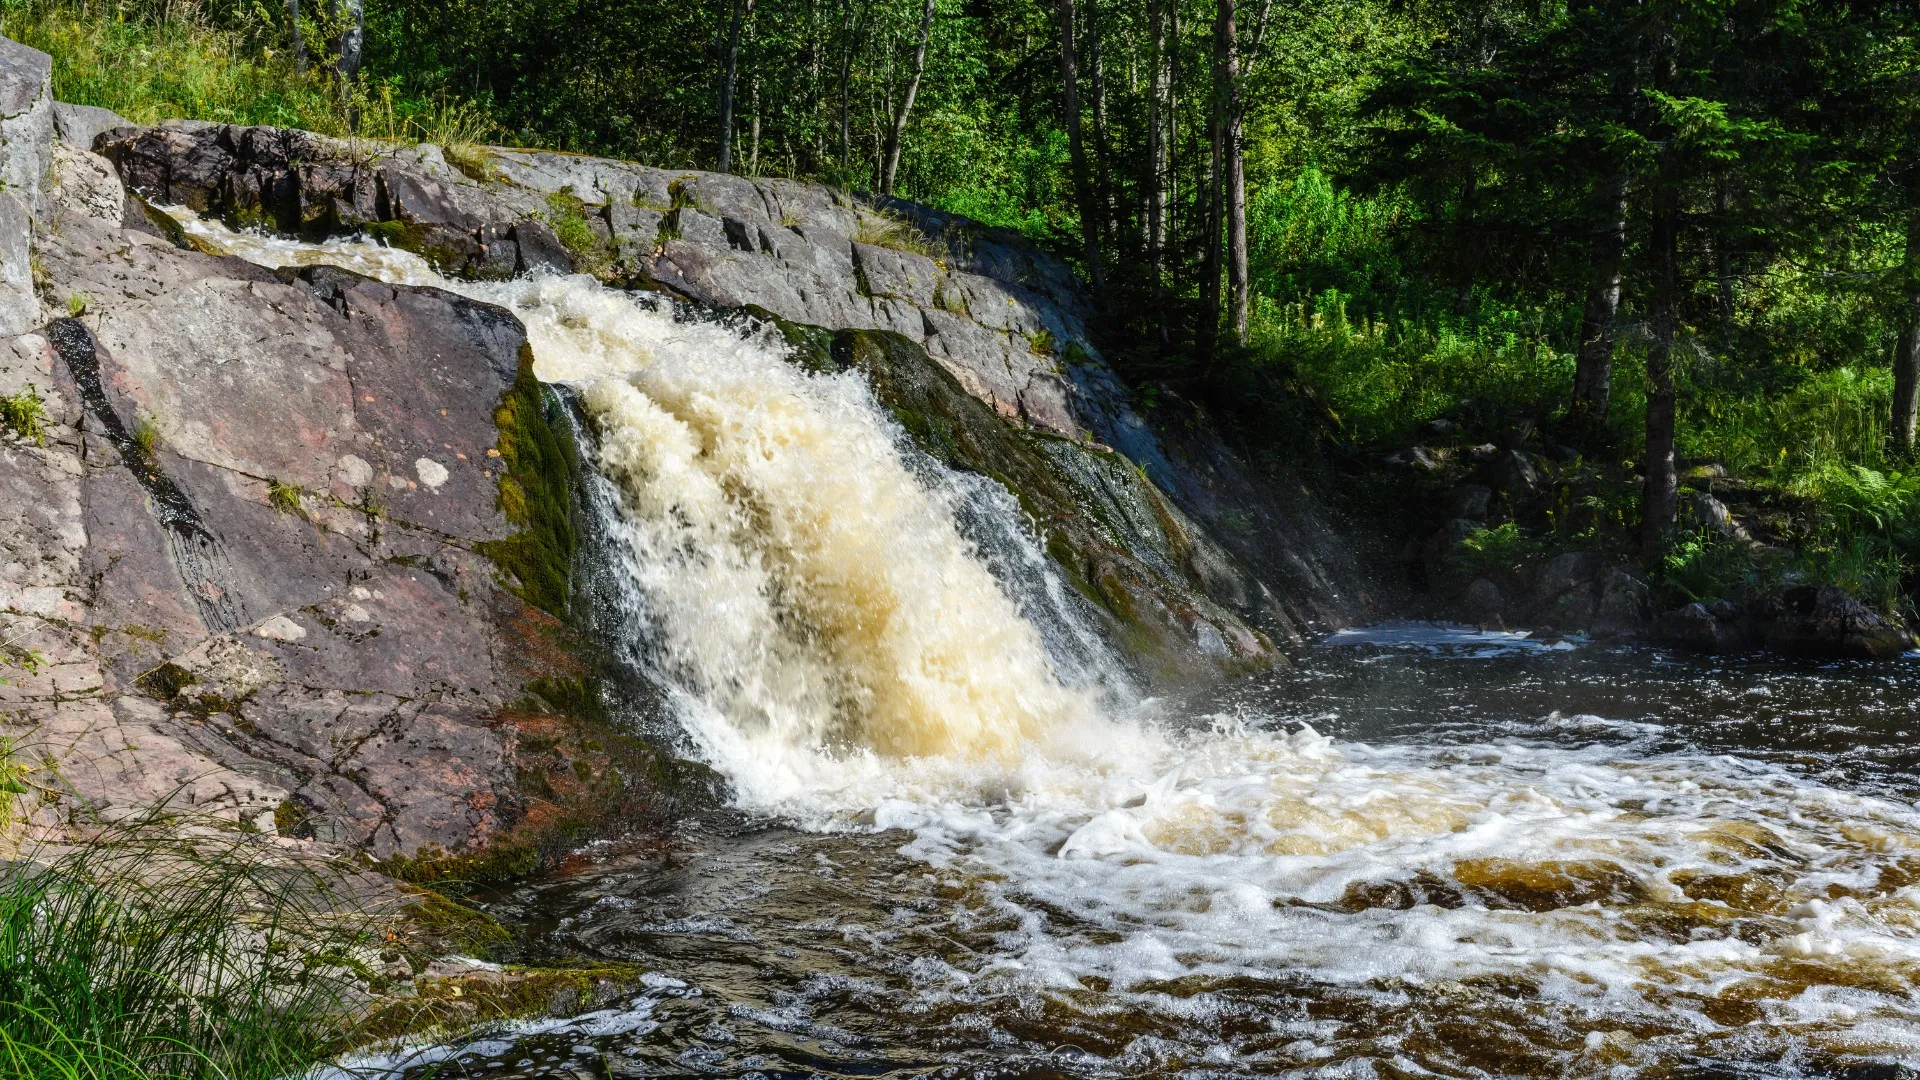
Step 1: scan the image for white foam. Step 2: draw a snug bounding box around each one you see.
[177,214,1920,1062]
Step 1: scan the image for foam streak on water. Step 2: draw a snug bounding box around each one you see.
[179,216,1920,1073]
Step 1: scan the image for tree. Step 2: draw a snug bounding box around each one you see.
[880,0,936,193]
[337,0,364,83]
[1059,0,1104,295]
[719,0,758,173]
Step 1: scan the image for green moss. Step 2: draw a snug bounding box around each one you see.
[543,188,612,278]
[135,662,195,701]
[478,344,579,617]
[351,963,643,1045]
[384,838,543,890]
[399,888,514,960]
[272,798,311,838]
[268,478,308,519]
[134,194,192,249]
[364,219,471,271]
[526,675,608,726]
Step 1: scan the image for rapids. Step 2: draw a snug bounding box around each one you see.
[176,216,1920,1078]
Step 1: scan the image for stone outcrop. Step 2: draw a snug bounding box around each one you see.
[1,41,1386,859]
[1651,585,1911,660]
[2,51,664,868]
[95,123,1100,442]
[93,119,1382,660]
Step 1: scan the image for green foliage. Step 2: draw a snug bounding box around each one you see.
[0,733,48,832]
[1660,529,1769,605]
[0,822,381,1079]
[1258,289,1575,447]
[1451,522,1545,579]
[0,385,46,446]
[0,0,498,144]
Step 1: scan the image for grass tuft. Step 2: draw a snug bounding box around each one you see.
[267,478,308,519]
[129,413,160,463]
[1,385,47,446]
[0,815,389,1080]
[853,210,946,260]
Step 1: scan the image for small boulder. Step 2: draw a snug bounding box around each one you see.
[1531,550,1601,609]
[512,218,574,274]
[1383,446,1442,472]
[1749,585,1911,660]
[1450,484,1492,522]
[1684,490,1750,542]
[1485,448,1543,498]
[52,100,128,150]
[1654,602,1747,653]
[1463,577,1504,622]
[1591,568,1652,637]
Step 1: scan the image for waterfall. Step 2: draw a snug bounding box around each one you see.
[166,219,1132,813]
[179,216,1920,1068]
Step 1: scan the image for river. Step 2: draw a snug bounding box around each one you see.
[172,218,1920,1079]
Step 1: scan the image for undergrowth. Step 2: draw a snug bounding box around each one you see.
[0,818,384,1079]
[0,0,499,145]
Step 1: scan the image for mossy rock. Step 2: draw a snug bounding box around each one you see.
[351,962,644,1046]
[480,344,581,618]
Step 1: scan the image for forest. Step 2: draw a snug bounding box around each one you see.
[9,0,1920,614]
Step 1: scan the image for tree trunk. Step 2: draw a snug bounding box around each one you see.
[1226,93,1248,345]
[749,75,762,175]
[880,0,935,195]
[718,0,757,174]
[837,0,864,169]
[1204,0,1234,349]
[336,0,363,82]
[288,0,305,75]
[1058,0,1104,296]
[1893,206,1920,454]
[1641,183,1681,556]
[1571,170,1628,437]
[1146,0,1169,339]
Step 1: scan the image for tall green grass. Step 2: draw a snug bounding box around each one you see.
[0,0,498,144]
[0,818,384,1079]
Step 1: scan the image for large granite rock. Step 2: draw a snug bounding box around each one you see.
[52,100,128,151]
[0,37,48,333]
[94,120,1382,660]
[96,123,1097,443]
[2,144,659,869]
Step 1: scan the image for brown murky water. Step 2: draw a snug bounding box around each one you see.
[346,634,1920,1080]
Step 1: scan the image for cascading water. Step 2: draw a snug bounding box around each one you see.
[183,216,1920,1077]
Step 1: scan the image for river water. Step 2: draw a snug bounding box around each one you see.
[169,219,1920,1078]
